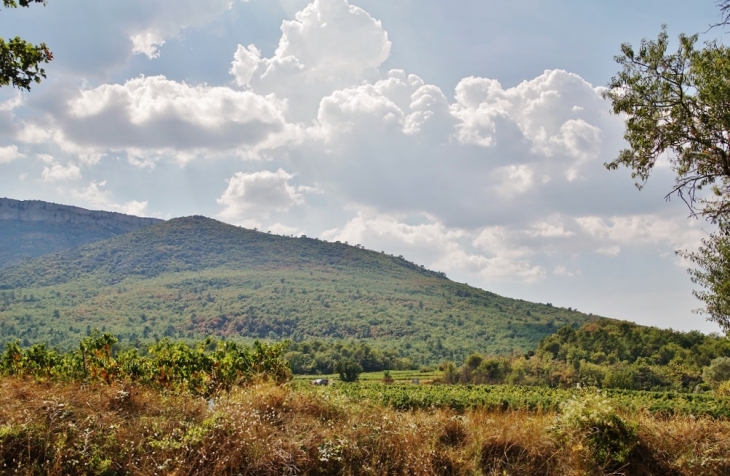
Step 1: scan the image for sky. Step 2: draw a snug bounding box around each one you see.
[0,0,726,333]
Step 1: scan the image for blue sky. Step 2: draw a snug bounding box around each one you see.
[0,0,726,333]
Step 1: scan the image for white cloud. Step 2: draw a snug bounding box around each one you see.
[323,211,546,283]
[451,70,606,165]
[267,222,301,236]
[29,75,296,165]
[491,164,535,195]
[128,0,236,59]
[71,181,148,216]
[576,215,706,255]
[553,265,581,277]
[0,94,22,112]
[218,169,305,220]
[41,163,82,182]
[130,31,166,59]
[529,220,575,238]
[0,145,21,164]
[231,0,391,120]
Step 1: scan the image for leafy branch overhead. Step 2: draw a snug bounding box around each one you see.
[604,29,730,223]
[604,5,730,333]
[0,0,52,91]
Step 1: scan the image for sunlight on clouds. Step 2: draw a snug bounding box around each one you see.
[218,169,305,221]
[231,0,391,120]
[130,31,165,59]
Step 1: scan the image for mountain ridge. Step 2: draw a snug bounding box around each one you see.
[0,214,598,363]
[0,198,162,269]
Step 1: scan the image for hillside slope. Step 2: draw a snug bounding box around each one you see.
[0,198,162,269]
[0,216,598,363]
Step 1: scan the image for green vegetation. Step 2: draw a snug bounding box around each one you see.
[334,357,362,382]
[329,381,730,418]
[0,216,596,364]
[441,319,730,392]
[0,0,52,91]
[1,331,291,396]
[605,18,730,331]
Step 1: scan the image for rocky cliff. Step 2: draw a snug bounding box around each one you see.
[0,198,161,231]
[0,198,163,269]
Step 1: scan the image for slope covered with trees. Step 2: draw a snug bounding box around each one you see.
[0,216,597,364]
[444,319,730,392]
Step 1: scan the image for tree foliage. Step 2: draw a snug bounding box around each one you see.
[604,17,730,331]
[604,29,730,221]
[0,0,52,91]
[335,358,362,382]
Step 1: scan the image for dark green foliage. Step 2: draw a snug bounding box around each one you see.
[446,319,730,391]
[0,216,596,364]
[332,383,730,418]
[335,358,362,382]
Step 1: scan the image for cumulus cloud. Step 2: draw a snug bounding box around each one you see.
[25,75,295,165]
[451,70,605,168]
[217,169,305,221]
[231,0,391,119]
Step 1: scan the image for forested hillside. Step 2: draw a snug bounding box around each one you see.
[443,319,730,392]
[0,216,597,364]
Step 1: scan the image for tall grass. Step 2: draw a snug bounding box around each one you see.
[1,377,729,475]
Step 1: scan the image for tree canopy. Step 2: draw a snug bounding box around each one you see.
[604,6,730,332]
[0,0,52,91]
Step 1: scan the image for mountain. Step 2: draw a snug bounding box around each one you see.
[0,215,599,364]
[0,198,162,269]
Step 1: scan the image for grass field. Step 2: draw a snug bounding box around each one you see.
[1,376,729,475]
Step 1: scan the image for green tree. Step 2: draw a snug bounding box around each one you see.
[335,358,362,383]
[604,19,730,332]
[1,0,52,91]
[703,356,730,387]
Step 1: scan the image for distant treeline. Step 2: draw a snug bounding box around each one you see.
[442,320,730,392]
[284,340,417,374]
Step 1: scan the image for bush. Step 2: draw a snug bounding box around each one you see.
[703,357,730,388]
[552,391,637,472]
[335,358,362,382]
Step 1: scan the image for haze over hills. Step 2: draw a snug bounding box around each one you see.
[0,198,162,269]
[0,207,599,364]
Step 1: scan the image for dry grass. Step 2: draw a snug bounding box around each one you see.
[1,377,729,475]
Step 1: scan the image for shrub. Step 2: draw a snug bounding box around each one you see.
[552,391,637,472]
[335,358,362,382]
[703,357,730,388]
